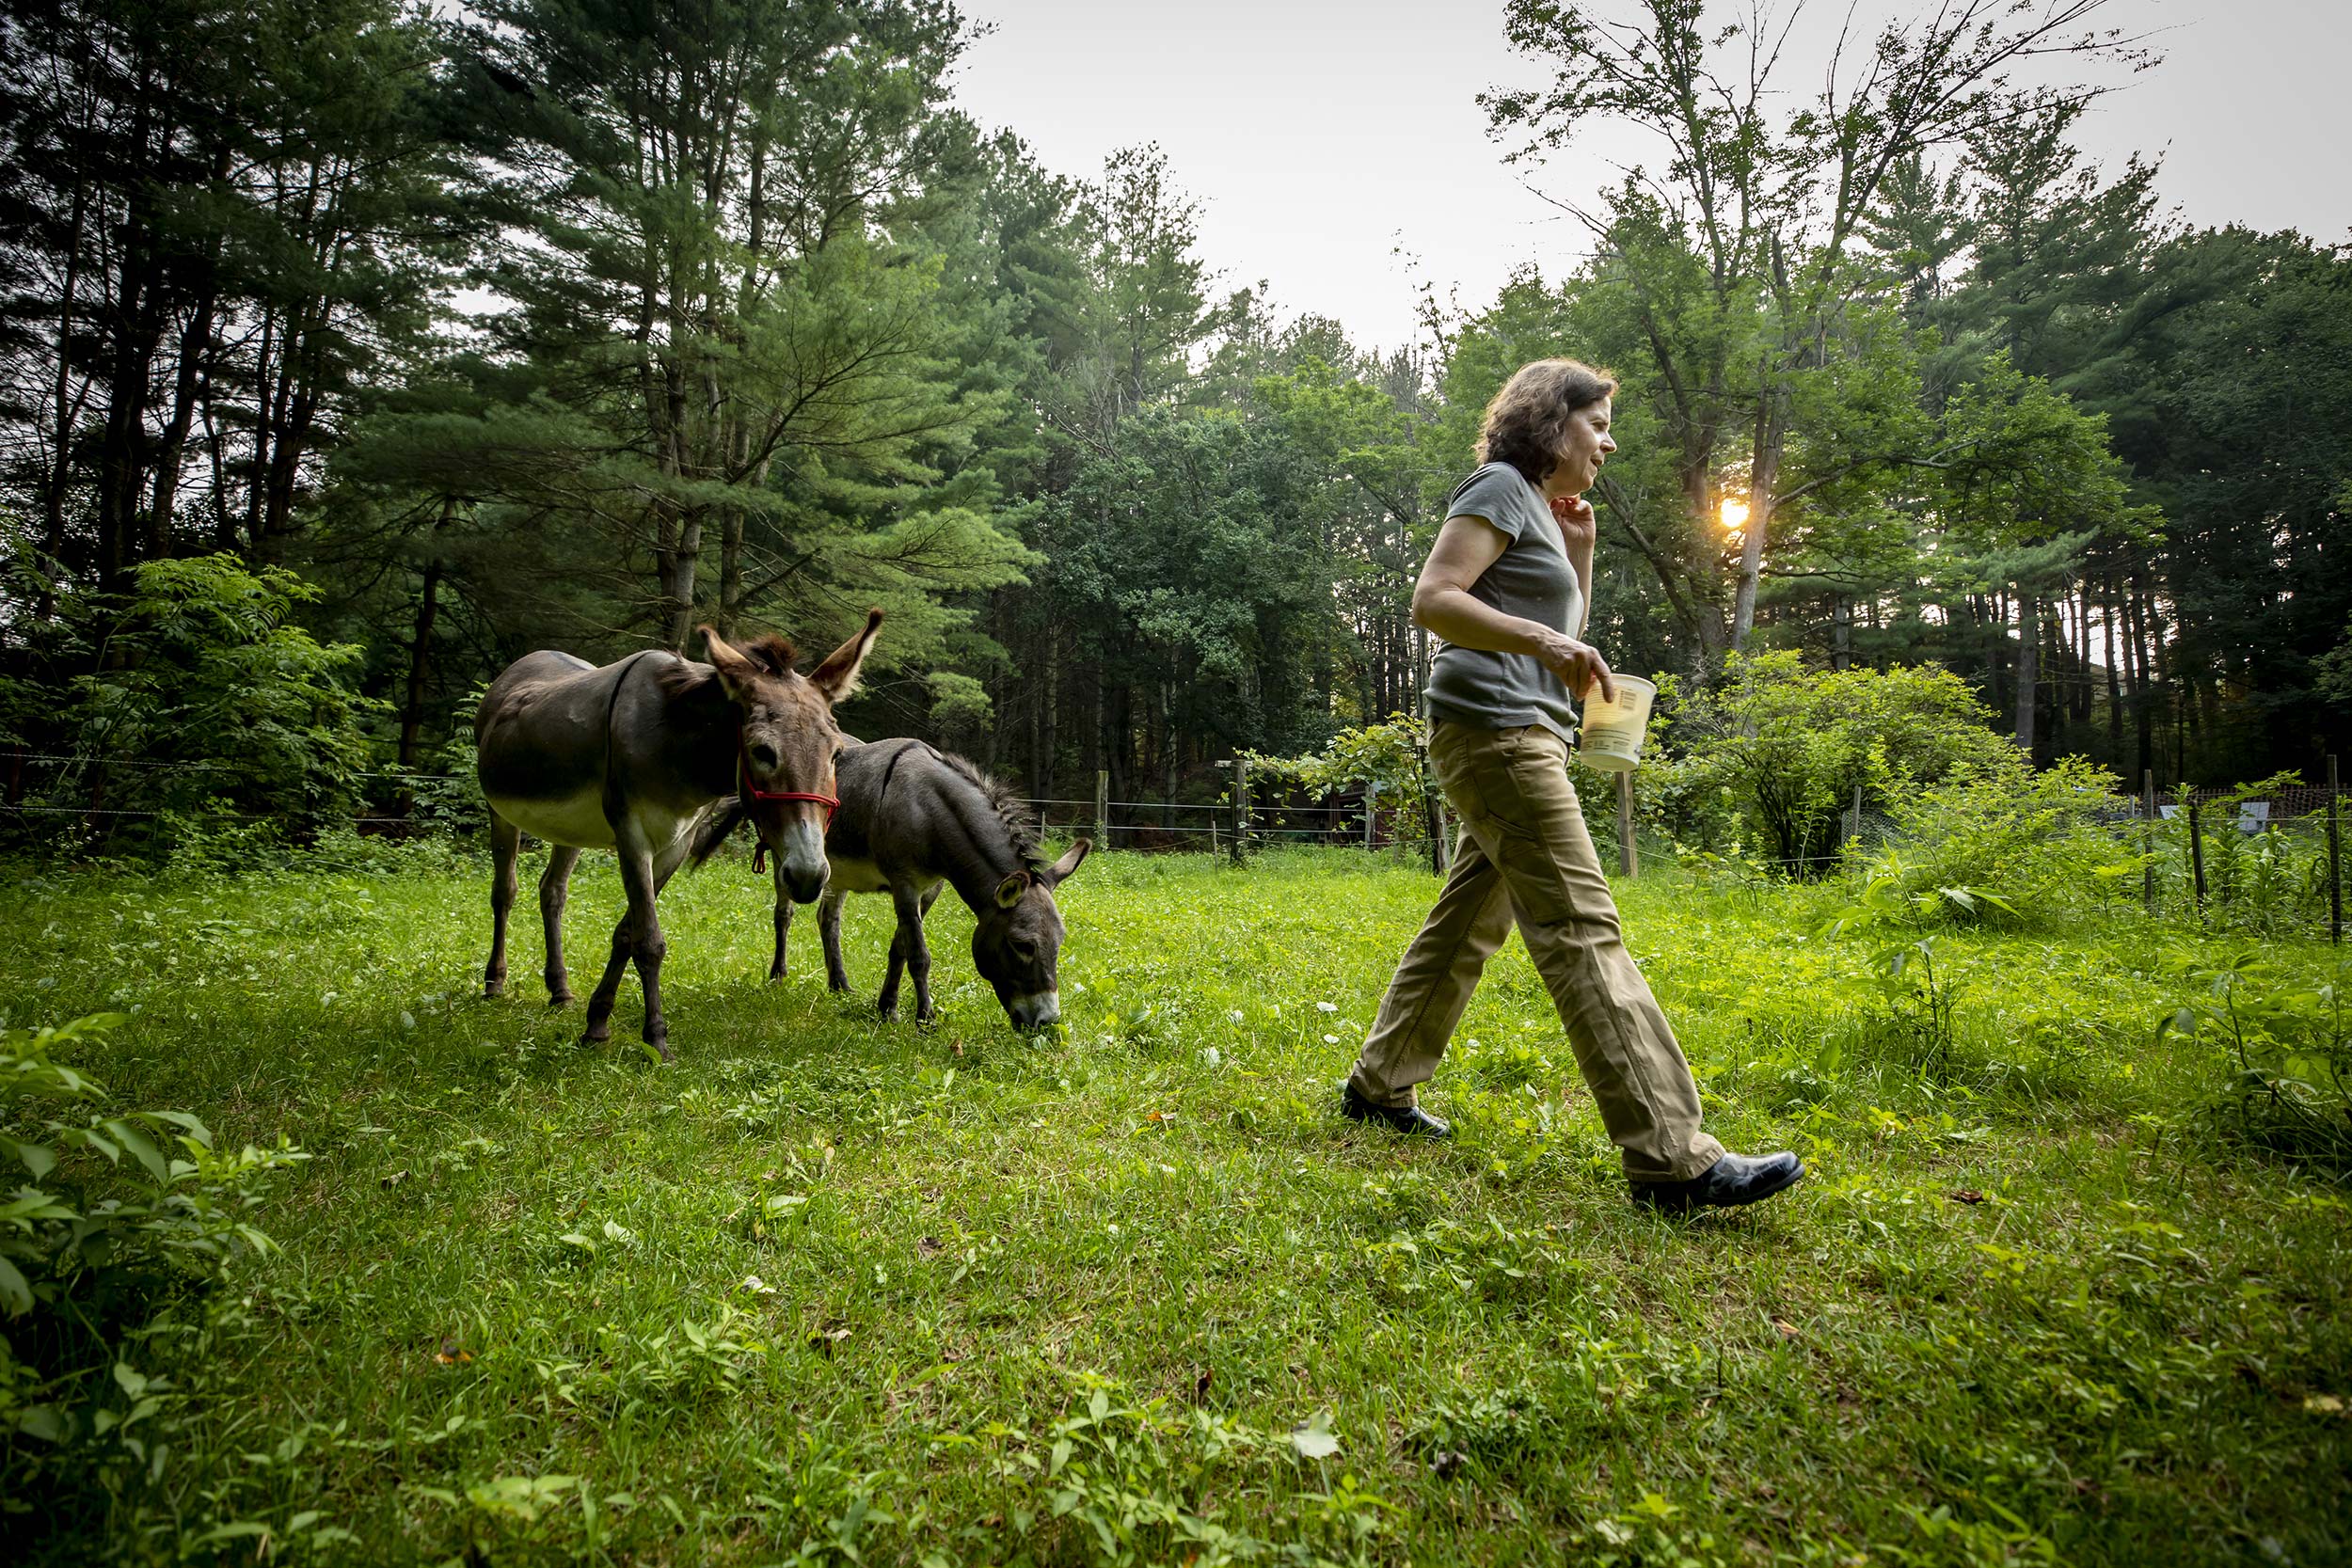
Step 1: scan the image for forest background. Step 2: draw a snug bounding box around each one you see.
[3,0,2349,852]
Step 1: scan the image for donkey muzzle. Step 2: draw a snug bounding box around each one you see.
[1005,990,1060,1032]
[771,820,830,904]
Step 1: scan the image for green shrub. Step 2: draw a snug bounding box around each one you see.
[1863,753,2141,925]
[1245,713,1433,827]
[1661,653,2012,874]
[6,556,383,863]
[0,1013,306,1485]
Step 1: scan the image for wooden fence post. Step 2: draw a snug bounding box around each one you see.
[1094,770,1109,850]
[2329,754,2342,945]
[2188,794,2207,913]
[1615,770,1637,879]
[2141,769,2157,916]
[1230,757,1248,865]
[1363,780,1376,850]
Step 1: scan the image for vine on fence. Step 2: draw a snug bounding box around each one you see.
[1240,715,1433,830]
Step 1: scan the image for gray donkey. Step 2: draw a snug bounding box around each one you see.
[695,739,1089,1030]
[474,611,881,1057]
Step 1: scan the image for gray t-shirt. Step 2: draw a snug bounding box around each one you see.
[1423,462,1583,742]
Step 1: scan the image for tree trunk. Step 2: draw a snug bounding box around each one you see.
[39,181,91,612]
[1160,680,1176,829]
[397,499,457,770]
[2117,582,2136,766]
[1730,378,1787,651]
[664,515,705,651]
[96,221,164,593]
[1038,628,1059,801]
[1105,684,1130,820]
[2128,570,2156,784]
[148,285,217,555]
[2013,593,2038,756]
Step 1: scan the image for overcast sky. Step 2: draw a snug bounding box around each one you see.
[948,0,2352,355]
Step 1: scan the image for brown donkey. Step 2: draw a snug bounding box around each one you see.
[473,612,881,1058]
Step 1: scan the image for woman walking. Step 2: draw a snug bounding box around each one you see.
[1340,358,1801,1212]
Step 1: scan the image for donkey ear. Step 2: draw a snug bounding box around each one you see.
[1041,838,1092,887]
[808,609,883,704]
[699,624,759,703]
[993,870,1029,910]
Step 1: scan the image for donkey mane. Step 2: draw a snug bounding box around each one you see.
[655,659,713,702]
[738,633,796,675]
[936,751,1045,871]
[655,630,799,703]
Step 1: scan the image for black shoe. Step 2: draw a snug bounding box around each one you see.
[1338,1080,1452,1139]
[1630,1150,1804,1212]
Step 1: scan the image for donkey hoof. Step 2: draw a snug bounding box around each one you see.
[484,980,506,1000]
[547,991,574,1008]
[915,1011,940,1032]
[644,1036,674,1063]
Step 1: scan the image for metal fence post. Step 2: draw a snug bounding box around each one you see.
[1094,769,1109,850]
[2188,793,2207,913]
[2141,769,2158,916]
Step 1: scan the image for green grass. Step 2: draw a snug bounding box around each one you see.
[5,845,2348,1565]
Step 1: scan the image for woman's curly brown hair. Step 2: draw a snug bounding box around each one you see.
[1475,358,1618,484]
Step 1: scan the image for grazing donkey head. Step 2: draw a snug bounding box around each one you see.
[974,836,1091,1032]
[698,610,882,905]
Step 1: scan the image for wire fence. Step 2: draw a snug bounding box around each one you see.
[3,747,2342,943]
[0,751,1445,858]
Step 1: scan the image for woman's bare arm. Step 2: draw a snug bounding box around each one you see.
[1412,514,1616,702]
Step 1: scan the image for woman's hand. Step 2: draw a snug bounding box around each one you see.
[1532,627,1616,704]
[1550,494,1597,550]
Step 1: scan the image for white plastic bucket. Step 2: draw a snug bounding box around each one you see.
[1578,673,1656,772]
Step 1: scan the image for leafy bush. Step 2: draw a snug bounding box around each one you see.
[0,1013,305,1463]
[1662,652,2012,874]
[6,555,382,862]
[1246,713,1433,828]
[1861,753,2141,925]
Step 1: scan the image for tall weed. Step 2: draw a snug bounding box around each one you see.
[2160,954,2352,1174]
[1861,753,2140,926]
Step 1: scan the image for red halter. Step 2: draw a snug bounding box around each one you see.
[739,730,838,875]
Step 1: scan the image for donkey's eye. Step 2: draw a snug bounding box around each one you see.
[750,743,779,769]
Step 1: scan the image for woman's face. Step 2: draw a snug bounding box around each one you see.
[1544,399,1616,499]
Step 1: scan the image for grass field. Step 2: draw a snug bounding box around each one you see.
[5,843,2349,1565]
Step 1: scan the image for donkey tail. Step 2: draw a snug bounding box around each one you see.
[687,797,749,872]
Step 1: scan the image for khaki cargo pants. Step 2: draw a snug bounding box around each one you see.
[1349,720,1724,1181]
